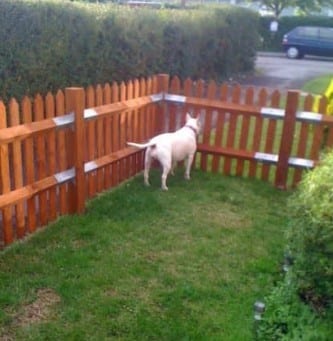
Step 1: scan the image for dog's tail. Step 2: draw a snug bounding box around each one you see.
[127,141,155,149]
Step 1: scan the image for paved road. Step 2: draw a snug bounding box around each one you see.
[239,53,333,90]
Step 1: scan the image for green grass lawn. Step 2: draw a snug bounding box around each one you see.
[0,170,290,340]
[302,74,333,95]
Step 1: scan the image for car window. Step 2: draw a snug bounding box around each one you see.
[297,27,318,38]
[319,28,333,41]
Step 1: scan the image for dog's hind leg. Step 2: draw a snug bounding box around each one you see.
[144,150,152,186]
[184,154,194,180]
[170,160,177,175]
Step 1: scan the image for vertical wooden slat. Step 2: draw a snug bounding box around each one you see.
[55,90,68,216]
[126,80,134,179]
[293,94,312,186]
[96,84,104,193]
[275,90,299,189]
[65,88,86,214]
[22,96,37,232]
[310,97,326,162]
[223,85,241,175]
[133,78,141,175]
[169,76,181,132]
[146,77,153,139]
[183,78,193,125]
[261,90,280,181]
[192,79,205,169]
[86,86,97,198]
[212,83,228,173]
[111,82,120,187]
[9,98,25,238]
[103,83,112,190]
[201,81,216,172]
[119,82,127,182]
[0,101,13,245]
[236,87,254,177]
[156,74,169,134]
[249,88,266,178]
[34,94,48,226]
[45,93,57,221]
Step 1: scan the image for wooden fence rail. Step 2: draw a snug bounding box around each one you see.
[1,73,332,248]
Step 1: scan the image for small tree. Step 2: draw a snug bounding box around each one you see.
[249,0,333,18]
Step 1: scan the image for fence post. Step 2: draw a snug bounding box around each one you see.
[275,90,299,189]
[156,74,169,134]
[65,87,86,214]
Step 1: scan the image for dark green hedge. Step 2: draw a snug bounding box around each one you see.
[0,0,260,101]
[259,15,333,51]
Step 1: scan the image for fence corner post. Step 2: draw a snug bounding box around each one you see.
[155,74,170,134]
[275,90,299,190]
[65,87,86,214]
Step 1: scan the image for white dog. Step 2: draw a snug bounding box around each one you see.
[127,113,200,190]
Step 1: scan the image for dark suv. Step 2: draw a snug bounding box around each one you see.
[282,26,333,59]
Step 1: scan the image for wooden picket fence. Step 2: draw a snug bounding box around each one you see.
[1,73,333,248]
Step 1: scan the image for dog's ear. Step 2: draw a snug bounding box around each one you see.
[186,112,192,122]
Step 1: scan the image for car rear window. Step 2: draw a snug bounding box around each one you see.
[296,27,318,38]
[319,28,333,40]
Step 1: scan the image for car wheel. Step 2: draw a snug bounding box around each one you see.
[286,46,301,59]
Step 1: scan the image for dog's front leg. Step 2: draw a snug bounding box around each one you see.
[161,165,171,191]
[184,153,194,180]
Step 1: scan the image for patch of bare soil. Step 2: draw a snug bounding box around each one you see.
[1,288,60,340]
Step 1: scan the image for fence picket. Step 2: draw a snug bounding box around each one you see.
[86,86,97,198]
[103,83,112,190]
[261,90,280,181]
[96,84,105,193]
[34,94,48,226]
[111,82,120,187]
[0,101,13,245]
[55,90,68,215]
[293,94,312,185]
[201,81,216,172]
[249,89,266,178]
[45,93,57,221]
[9,99,25,238]
[22,96,37,232]
[236,87,254,177]
[223,85,241,175]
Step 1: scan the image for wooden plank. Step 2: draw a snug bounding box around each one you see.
[86,85,97,198]
[96,84,104,193]
[126,80,135,178]
[65,88,86,214]
[133,78,141,175]
[103,83,112,190]
[249,88,266,178]
[45,93,57,221]
[0,101,14,245]
[119,82,127,182]
[9,98,25,238]
[236,87,254,177]
[275,90,299,189]
[111,82,120,187]
[169,76,180,132]
[192,79,205,169]
[261,89,279,181]
[223,85,241,175]
[22,96,37,232]
[200,81,216,172]
[55,90,68,216]
[293,94,312,186]
[34,94,48,226]
[310,97,326,162]
[212,83,228,173]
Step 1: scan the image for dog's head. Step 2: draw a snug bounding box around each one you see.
[186,113,201,135]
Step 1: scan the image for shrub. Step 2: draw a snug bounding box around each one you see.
[0,1,260,101]
[257,150,333,340]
